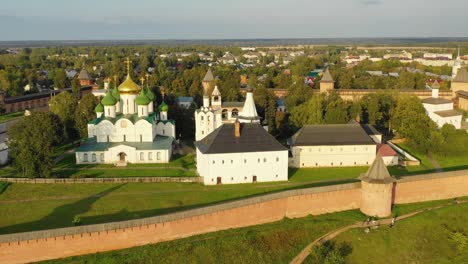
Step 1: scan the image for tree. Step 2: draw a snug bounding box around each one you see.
[289,94,324,127]
[324,93,348,124]
[49,91,78,141]
[8,112,61,178]
[50,69,68,89]
[74,93,98,138]
[391,95,436,153]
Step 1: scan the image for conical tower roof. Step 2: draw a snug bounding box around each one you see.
[321,69,334,83]
[359,155,396,184]
[453,68,468,82]
[203,68,215,82]
[77,68,91,80]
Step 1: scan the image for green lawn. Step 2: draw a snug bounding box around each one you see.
[328,202,468,264]
[41,199,467,264]
[0,177,357,235]
[0,111,23,124]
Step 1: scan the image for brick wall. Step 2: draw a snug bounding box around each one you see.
[0,171,467,264]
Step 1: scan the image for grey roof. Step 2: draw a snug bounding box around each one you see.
[276,99,285,106]
[76,135,174,152]
[203,68,215,82]
[453,68,468,82]
[457,90,468,98]
[222,102,244,108]
[321,69,334,82]
[177,96,194,103]
[77,68,91,80]
[362,124,381,136]
[290,124,376,146]
[434,109,462,117]
[359,155,395,184]
[195,123,287,154]
[421,97,452,105]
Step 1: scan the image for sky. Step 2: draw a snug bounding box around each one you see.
[0,0,467,40]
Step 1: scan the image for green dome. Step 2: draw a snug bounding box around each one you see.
[136,90,151,105]
[95,103,104,113]
[112,86,120,100]
[146,87,155,101]
[159,101,169,112]
[101,90,117,106]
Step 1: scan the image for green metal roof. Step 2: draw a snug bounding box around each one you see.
[159,101,169,112]
[112,87,120,100]
[76,135,174,152]
[146,87,155,101]
[136,89,151,105]
[101,89,117,106]
[94,103,104,113]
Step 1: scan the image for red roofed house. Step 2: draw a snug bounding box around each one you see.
[377,144,399,166]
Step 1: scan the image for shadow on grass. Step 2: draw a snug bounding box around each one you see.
[72,179,360,230]
[0,184,126,235]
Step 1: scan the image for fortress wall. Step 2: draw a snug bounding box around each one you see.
[1,171,467,264]
[394,170,468,204]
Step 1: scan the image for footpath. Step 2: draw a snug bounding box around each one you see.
[290,200,467,264]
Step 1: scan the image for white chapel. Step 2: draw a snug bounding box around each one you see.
[75,59,176,165]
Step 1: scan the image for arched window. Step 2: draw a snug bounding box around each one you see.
[148,152,153,160]
[100,153,104,161]
[92,153,96,162]
[157,152,161,160]
[213,95,219,102]
[83,153,88,162]
[231,108,239,117]
[201,116,204,121]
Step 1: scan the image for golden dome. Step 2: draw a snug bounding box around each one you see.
[118,73,141,94]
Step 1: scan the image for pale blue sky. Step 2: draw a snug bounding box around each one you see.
[0,0,467,40]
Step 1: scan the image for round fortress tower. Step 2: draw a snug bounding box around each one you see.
[359,155,396,217]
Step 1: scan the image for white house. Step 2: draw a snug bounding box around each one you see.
[176,96,194,109]
[377,144,399,166]
[422,82,462,129]
[290,123,380,168]
[195,88,288,185]
[76,60,175,165]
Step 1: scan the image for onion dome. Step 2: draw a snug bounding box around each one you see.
[159,101,169,112]
[118,73,141,94]
[95,102,104,113]
[112,85,120,100]
[136,90,151,105]
[146,87,155,101]
[101,89,117,106]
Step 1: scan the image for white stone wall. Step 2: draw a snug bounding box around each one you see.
[423,102,453,113]
[382,155,399,166]
[156,122,176,138]
[291,144,377,168]
[195,110,222,141]
[196,150,288,185]
[428,113,462,129]
[75,146,171,164]
[121,94,137,114]
[94,119,154,143]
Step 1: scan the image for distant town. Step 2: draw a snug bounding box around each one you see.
[0,40,467,264]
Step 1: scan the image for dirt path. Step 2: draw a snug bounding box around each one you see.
[289,201,466,264]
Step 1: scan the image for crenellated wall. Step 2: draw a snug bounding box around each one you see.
[0,170,467,264]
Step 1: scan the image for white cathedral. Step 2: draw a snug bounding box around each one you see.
[195,69,288,185]
[75,59,176,165]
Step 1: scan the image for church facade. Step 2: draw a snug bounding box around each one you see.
[75,59,175,165]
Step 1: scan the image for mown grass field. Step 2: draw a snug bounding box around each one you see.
[327,202,468,264]
[0,111,23,124]
[41,199,467,264]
